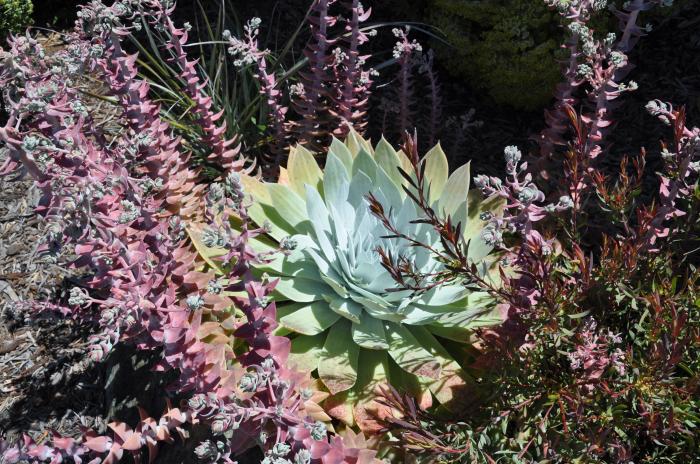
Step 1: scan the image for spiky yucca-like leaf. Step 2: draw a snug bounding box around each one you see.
[196,133,504,429]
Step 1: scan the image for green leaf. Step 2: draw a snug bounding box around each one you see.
[439,162,470,218]
[352,311,390,350]
[329,137,354,172]
[289,333,326,372]
[429,305,504,341]
[345,130,373,157]
[409,325,465,404]
[323,153,351,207]
[568,310,591,319]
[352,148,378,182]
[240,174,297,240]
[385,322,441,379]
[273,276,331,303]
[288,145,323,196]
[268,184,308,229]
[353,349,391,394]
[423,143,449,204]
[319,320,360,394]
[328,297,363,324]
[280,301,341,335]
[374,137,403,188]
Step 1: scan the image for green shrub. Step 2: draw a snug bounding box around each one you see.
[429,0,563,111]
[0,0,33,37]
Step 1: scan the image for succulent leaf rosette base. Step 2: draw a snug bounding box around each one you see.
[196,133,504,429]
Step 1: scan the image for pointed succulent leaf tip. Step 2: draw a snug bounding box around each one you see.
[288,145,323,196]
[226,132,505,427]
[439,161,471,219]
[422,143,449,204]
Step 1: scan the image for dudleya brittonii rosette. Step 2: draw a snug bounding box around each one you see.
[197,133,504,427]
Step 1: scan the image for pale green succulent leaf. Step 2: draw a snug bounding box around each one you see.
[347,170,373,209]
[273,276,332,303]
[385,322,442,379]
[375,162,404,209]
[288,145,323,195]
[240,173,271,203]
[428,311,503,342]
[319,320,360,394]
[280,301,342,335]
[289,333,325,372]
[396,149,415,186]
[255,235,317,278]
[345,130,373,157]
[329,137,354,172]
[305,185,337,264]
[409,325,465,404]
[351,311,390,350]
[439,162,471,218]
[374,137,403,188]
[352,295,405,323]
[268,184,308,229]
[240,175,297,240]
[318,270,350,299]
[352,148,378,182]
[273,303,305,336]
[329,297,363,324]
[416,284,470,307]
[323,153,351,207]
[423,143,449,203]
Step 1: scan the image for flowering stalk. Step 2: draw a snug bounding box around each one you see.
[419,50,442,149]
[392,27,422,138]
[152,1,247,173]
[538,0,669,160]
[330,0,374,138]
[226,18,290,171]
[642,100,700,250]
[292,0,337,152]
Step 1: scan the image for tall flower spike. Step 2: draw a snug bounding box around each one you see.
[538,0,669,160]
[330,0,374,139]
[152,0,249,173]
[291,0,337,153]
[226,18,290,172]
